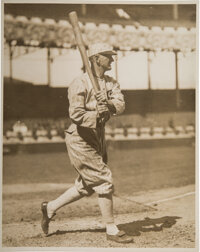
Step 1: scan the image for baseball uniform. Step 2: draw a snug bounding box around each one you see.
[65,72,125,196]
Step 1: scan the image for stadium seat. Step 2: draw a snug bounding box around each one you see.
[22,130,36,143]
[6,130,20,143]
[163,27,176,33]
[127,127,139,139]
[44,18,56,25]
[164,126,176,138]
[119,45,132,51]
[30,17,42,24]
[5,14,14,22]
[189,28,196,49]
[85,22,97,29]
[84,22,98,44]
[50,128,64,142]
[139,127,151,139]
[105,126,114,140]
[138,26,149,32]
[190,27,197,34]
[58,20,71,27]
[152,127,164,138]
[125,25,137,32]
[98,23,110,30]
[113,128,125,140]
[151,26,162,32]
[185,125,195,137]
[16,16,28,22]
[36,129,50,142]
[3,135,10,144]
[177,27,188,33]
[163,27,176,49]
[30,40,40,46]
[112,24,124,31]
[175,126,186,136]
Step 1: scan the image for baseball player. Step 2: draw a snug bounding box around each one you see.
[41,43,133,243]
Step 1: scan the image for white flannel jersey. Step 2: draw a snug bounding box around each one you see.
[65,72,125,195]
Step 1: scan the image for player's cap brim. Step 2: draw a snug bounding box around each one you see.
[100,50,117,55]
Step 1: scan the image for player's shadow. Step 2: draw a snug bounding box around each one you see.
[46,216,181,237]
[117,216,181,236]
[46,227,105,237]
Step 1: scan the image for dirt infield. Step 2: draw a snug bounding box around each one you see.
[2,183,195,248]
[2,146,196,248]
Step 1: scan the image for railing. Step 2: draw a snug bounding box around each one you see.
[3,125,195,145]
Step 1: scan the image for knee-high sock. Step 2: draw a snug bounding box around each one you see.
[47,186,83,218]
[98,193,119,235]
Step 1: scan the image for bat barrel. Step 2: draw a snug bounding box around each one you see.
[68,11,100,93]
[69,11,79,26]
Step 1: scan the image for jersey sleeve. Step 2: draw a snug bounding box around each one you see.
[107,77,125,115]
[68,77,98,128]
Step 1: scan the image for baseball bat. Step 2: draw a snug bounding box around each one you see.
[68,11,100,93]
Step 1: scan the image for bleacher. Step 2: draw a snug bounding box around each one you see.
[3,116,195,145]
[4,13,195,51]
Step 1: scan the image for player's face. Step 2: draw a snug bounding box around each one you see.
[98,54,114,71]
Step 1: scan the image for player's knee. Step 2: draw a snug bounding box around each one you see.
[75,180,94,196]
[76,185,94,196]
[94,182,114,195]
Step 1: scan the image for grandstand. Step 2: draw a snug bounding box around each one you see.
[3,3,196,153]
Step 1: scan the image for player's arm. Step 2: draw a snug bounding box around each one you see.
[95,91,116,115]
[107,79,125,115]
[68,78,98,128]
[95,79,125,116]
[68,78,108,128]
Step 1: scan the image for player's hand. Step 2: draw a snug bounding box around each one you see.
[96,103,110,124]
[95,90,107,103]
[97,103,109,116]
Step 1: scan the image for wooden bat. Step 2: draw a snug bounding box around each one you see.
[68,11,100,93]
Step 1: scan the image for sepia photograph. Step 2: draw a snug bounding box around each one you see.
[1,1,197,250]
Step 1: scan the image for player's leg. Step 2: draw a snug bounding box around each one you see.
[41,185,83,235]
[98,193,119,234]
[47,185,83,218]
[98,193,133,243]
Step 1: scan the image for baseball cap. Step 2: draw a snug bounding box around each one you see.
[88,43,117,58]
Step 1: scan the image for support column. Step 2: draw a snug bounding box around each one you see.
[115,53,118,82]
[173,4,179,20]
[147,50,153,114]
[47,47,51,86]
[8,43,13,80]
[175,50,181,109]
[147,51,151,90]
[81,4,87,16]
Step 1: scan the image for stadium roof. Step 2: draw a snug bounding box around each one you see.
[4,3,196,28]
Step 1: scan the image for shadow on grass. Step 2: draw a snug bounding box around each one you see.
[46,216,181,237]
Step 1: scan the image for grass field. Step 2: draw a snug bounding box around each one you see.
[3,145,195,195]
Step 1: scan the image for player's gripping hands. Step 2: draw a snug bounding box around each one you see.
[96,90,107,103]
[95,90,110,123]
[96,90,116,116]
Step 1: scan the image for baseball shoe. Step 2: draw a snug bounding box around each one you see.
[41,201,56,235]
[106,230,133,243]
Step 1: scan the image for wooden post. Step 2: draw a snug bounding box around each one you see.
[9,43,13,80]
[173,4,179,20]
[175,50,180,109]
[47,47,51,86]
[81,4,87,16]
[115,53,118,82]
[147,51,151,90]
